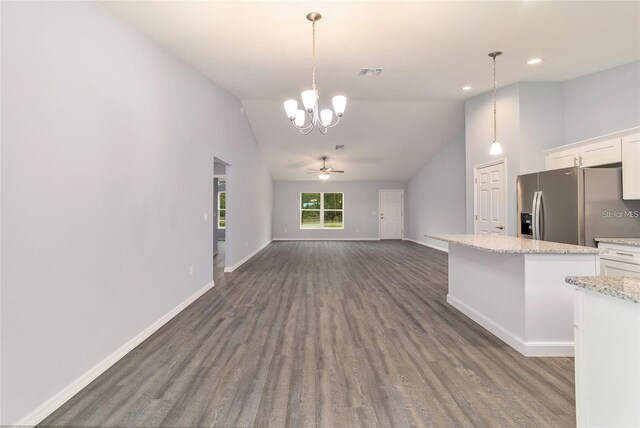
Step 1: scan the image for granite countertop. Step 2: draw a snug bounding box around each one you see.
[566,276,640,303]
[427,234,600,254]
[595,237,640,247]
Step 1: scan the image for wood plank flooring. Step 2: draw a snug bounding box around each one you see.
[41,241,576,427]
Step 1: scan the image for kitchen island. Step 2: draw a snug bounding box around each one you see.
[428,234,600,357]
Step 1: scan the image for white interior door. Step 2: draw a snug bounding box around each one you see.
[379,189,404,239]
[475,161,506,235]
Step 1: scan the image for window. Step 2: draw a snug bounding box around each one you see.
[218,191,226,229]
[300,192,343,229]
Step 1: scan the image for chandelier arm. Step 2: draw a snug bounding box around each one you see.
[299,126,315,135]
[306,109,316,124]
[318,125,328,135]
[293,122,314,131]
[324,115,341,128]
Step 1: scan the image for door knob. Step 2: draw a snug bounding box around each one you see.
[495,225,504,230]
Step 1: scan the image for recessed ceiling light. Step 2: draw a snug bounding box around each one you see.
[462,86,472,91]
[527,58,543,65]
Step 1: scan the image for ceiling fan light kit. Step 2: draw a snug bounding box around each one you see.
[283,12,347,135]
[308,156,344,181]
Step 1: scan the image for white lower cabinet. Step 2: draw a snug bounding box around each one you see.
[599,243,640,278]
[574,288,640,427]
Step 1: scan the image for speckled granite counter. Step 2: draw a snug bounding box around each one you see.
[566,276,640,303]
[427,234,600,254]
[595,237,640,247]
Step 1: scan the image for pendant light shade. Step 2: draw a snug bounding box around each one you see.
[284,99,298,120]
[488,51,503,155]
[294,110,306,127]
[490,140,503,155]
[332,95,347,117]
[301,90,317,112]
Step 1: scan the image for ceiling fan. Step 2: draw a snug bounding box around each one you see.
[307,156,344,180]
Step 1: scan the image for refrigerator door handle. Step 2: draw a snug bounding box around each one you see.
[537,191,544,240]
[532,191,540,240]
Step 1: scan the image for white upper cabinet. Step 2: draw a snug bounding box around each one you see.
[579,137,622,167]
[546,147,580,170]
[545,137,621,170]
[622,132,640,200]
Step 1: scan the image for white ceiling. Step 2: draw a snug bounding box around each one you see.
[105,1,640,181]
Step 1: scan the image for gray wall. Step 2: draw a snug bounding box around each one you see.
[407,132,466,251]
[1,2,272,424]
[273,181,408,240]
[519,82,564,174]
[563,61,640,143]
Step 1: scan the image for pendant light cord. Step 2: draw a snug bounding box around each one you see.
[312,20,317,92]
[492,54,497,142]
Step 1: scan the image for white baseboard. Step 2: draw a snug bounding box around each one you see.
[224,239,272,273]
[272,238,380,241]
[446,294,573,357]
[14,280,216,427]
[404,238,449,253]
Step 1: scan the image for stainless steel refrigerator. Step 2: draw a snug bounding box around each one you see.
[517,166,640,247]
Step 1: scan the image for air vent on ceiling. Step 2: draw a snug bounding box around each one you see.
[335,145,345,150]
[358,68,384,77]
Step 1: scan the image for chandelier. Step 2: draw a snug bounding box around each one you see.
[283,12,347,135]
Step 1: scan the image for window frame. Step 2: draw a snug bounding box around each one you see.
[218,190,226,229]
[299,192,344,230]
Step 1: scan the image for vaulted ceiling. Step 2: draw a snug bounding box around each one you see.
[105,1,640,181]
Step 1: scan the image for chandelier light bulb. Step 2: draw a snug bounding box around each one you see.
[294,110,306,127]
[284,100,298,120]
[332,95,347,117]
[320,109,333,127]
[301,90,317,112]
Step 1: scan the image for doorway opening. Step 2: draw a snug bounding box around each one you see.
[473,158,507,235]
[213,157,230,276]
[379,189,404,239]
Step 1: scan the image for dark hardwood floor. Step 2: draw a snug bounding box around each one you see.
[41,241,575,427]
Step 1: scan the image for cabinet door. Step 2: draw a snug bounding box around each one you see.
[622,133,640,200]
[601,259,640,277]
[546,148,578,170]
[579,137,622,167]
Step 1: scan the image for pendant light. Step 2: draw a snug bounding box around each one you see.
[488,51,503,155]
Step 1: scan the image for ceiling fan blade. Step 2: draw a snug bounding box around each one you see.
[307,169,320,172]
[331,170,345,173]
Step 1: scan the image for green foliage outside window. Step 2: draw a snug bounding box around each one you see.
[300,192,343,229]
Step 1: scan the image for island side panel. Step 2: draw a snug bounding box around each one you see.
[523,253,598,357]
[447,244,527,351]
[575,288,640,427]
